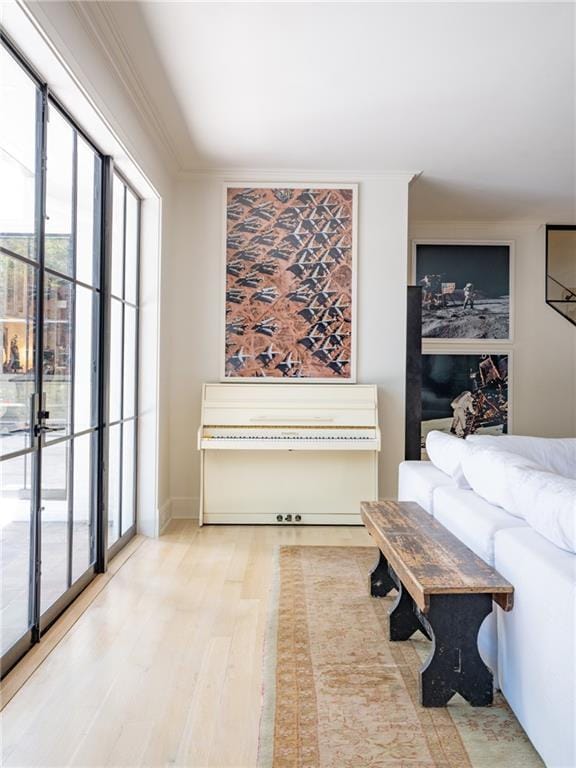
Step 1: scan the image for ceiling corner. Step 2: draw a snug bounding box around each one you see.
[70,0,185,174]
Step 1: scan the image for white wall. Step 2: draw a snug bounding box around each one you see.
[166,172,412,518]
[410,221,576,438]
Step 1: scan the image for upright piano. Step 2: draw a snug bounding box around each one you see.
[197,383,380,525]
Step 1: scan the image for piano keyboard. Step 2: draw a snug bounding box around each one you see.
[200,426,379,450]
[207,435,374,440]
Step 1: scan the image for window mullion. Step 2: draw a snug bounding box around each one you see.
[95,158,114,573]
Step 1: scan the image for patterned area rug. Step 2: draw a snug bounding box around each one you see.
[258,546,543,768]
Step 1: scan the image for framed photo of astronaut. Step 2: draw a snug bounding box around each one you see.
[222,183,358,381]
[420,352,511,454]
[412,241,513,343]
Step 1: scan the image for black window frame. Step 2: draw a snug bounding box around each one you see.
[545,224,576,327]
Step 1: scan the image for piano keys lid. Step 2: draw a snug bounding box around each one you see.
[200,383,379,428]
[198,383,380,451]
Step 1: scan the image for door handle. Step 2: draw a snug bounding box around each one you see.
[34,424,62,437]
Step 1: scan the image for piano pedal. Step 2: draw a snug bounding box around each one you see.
[275,514,303,524]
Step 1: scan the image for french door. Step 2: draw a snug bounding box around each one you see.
[0,37,139,676]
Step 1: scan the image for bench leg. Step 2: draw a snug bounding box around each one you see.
[419,594,493,707]
[388,581,424,640]
[387,568,432,641]
[369,550,396,597]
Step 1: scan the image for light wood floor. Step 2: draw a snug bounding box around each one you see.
[0,520,372,768]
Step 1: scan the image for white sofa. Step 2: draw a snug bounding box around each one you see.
[398,435,576,768]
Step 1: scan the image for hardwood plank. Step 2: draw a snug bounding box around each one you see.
[361,501,513,613]
[0,534,146,711]
[0,523,372,768]
[208,598,260,766]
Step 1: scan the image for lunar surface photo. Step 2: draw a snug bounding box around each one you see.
[421,353,509,453]
[224,186,355,379]
[414,243,511,340]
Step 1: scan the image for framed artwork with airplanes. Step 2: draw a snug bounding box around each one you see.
[222,183,358,382]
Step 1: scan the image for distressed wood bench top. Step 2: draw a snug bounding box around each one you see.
[361,500,514,614]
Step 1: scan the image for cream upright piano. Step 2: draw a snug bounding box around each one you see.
[197,383,380,525]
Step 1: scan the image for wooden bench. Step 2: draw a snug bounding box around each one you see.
[361,500,514,708]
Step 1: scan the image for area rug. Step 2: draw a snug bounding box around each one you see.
[258,546,543,768]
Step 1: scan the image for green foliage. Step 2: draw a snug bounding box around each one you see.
[0,234,73,273]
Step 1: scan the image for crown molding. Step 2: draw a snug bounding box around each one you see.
[177,168,421,183]
[71,1,183,173]
[409,219,546,228]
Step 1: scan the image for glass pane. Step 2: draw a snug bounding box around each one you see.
[0,46,37,261]
[1,253,36,457]
[74,286,97,433]
[0,453,33,654]
[40,440,70,614]
[44,274,72,440]
[72,432,94,581]
[121,419,135,535]
[109,298,123,424]
[107,423,121,547]
[111,176,124,298]
[123,305,136,419]
[125,190,138,305]
[45,105,73,276]
[76,138,100,288]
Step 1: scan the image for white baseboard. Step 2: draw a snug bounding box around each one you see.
[158,498,172,535]
[169,496,199,520]
[157,497,199,536]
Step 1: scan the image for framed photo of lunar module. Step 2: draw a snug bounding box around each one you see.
[420,352,511,454]
[222,184,358,381]
[412,241,513,343]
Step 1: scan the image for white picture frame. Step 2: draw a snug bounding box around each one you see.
[220,182,358,382]
[410,239,515,346]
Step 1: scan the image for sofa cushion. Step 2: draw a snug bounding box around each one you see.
[461,448,541,517]
[398,460,453,515]
[466,434,576,479]
[495,527,576,768]
[432,486,527,566]
[425,430,471,487]
[508,465,576,553]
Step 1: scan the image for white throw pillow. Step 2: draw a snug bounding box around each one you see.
[425,430,470,487]
[508,465,576,553]
[461,447,542,517]
[465,435,576,479]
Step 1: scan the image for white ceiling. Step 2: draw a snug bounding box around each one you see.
[103,1,574,220]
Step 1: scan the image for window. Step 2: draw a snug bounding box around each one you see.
[39,100,102,617]
[107,174,139,550]
[0,36,141,677]
[1,40,41,663]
